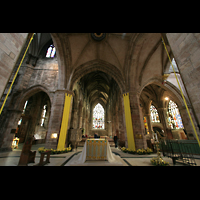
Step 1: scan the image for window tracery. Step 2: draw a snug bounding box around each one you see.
[41,104,47,126]
[168,100,184,129]
[150,104,160,123]
[93,103,105,129]
[46,45,56,58]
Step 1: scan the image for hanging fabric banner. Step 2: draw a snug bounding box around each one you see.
[57,93,72,150]
[123,93,136,151]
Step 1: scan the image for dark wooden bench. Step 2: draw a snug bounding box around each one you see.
[28,150,36,163]
[34,151,51,166]
[18,143,36,166]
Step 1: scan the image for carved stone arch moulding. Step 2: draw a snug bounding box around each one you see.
[69,59,126,94]
[14,85,52,111]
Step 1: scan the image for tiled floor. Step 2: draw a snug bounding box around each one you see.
[0,143,200,166]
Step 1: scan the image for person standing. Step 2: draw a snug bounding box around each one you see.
[114,134,118,148]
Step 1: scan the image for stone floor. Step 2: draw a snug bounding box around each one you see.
[0,143,200,166]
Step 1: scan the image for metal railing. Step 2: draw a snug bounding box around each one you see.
[159,140,198,166]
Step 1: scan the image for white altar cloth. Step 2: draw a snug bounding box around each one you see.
[65,139,124,166]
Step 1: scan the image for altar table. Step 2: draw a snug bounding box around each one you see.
[86,139,107,161]
[68,138,124,165]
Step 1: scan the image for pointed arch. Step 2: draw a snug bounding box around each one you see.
[46,44,56,58]
[69,59,126,93]
[13,85,52,111]
[50,33,72,89]
[92,103,105,129]
[167,99,184,129]
[150,104,160,123]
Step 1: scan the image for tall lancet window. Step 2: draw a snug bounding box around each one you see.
[168,100,184,129]
[150,104,160,123]
[41,104,47,126]
[46,44,56,58]
[93,103,105,129]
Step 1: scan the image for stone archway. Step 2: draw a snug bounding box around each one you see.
[69,59,126,94]
[139,80,197,140]
[0,86,52,151]
[50,33,72,90]
[68,61,127,146]
[14,85,52,111]
[17,91,51,143]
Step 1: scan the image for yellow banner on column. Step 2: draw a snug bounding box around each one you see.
[123,93,136,151]
[57,93,72,150]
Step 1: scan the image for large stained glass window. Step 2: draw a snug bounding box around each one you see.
[46,45,56,58]
[168,100,184,129]
[150,104,160,123]
[93,103,105,129]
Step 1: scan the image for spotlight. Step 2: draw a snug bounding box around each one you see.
[51,133,58,139]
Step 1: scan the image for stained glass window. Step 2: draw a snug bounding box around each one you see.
[143,117,149,134]
[22,100,28,114]
[46,45,56,58]
[168,100,184,129]
[41,105,47,126]
[18,100,28,125]
[150,104,160,123]
[93,103,105,129]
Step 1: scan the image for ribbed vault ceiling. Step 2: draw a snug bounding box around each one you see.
[80,71,113,105]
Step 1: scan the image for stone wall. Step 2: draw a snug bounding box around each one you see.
[0,33,28,99]
[166,33,200,137]
[0,54,59,150]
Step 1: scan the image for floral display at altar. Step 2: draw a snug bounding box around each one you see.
[38,147,71,154]
[121,147,153,155]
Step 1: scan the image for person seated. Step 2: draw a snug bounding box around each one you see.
[94,133,98,138]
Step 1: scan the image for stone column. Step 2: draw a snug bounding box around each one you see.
[45,90,73,149]
[78,108,83,129]
[85,109,89,136]
[157,107,172,139]
[112,112,116,138]
[0,109,22,151]
[118,98,125,145]
[144,113,153,139]
[115,104,119,137]
[129,91,147,149]
[157,108,167,133]
[72,109,78,129]
[107,102,112,137]
[179,106,198,140]
[166,33,200,138]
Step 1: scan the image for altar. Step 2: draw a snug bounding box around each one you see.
[65,138,124,166]
[86,139,107,160]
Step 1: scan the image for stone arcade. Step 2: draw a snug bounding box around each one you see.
[0,33,200,157]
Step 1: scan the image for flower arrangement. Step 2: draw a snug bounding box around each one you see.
[150,157,170,166]
[38,147,72,154]
[121,147,153,155]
